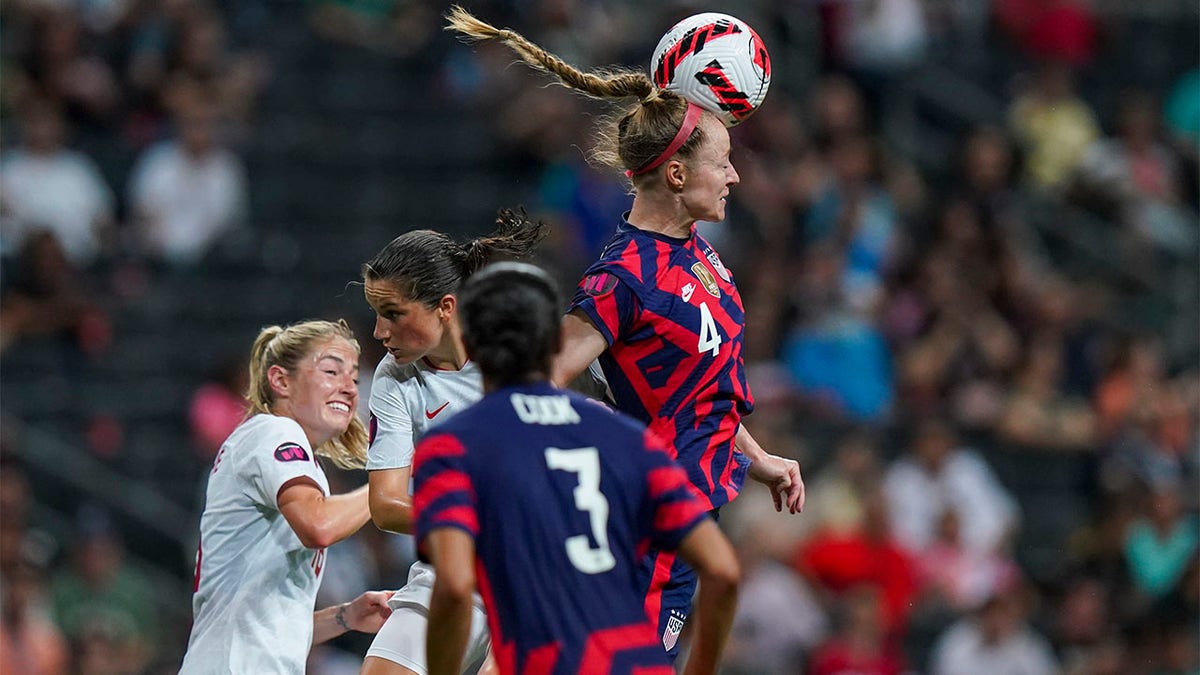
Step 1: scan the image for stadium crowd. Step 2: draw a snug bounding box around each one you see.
[0,0,1196,673]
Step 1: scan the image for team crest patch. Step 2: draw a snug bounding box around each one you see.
[690,262,720,297]
[274,442,310,463]
[663,610,686,652]
[705,250,731,282]
[582,272,618,297]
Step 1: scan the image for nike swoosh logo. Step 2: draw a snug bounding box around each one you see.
[681,283,695,302]
[425,402,450,419]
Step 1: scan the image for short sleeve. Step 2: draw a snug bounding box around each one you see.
[413,432,479,560]
[569,267,639,347]
[367,375,415,471]
[245,425,326,509]
[640,430,710,551]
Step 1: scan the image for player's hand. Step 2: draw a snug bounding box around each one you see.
[344,590,395,634]
[747,453,805,514]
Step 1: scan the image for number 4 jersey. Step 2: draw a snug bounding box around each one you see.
[412,383,711,675]
[570,216,753,510]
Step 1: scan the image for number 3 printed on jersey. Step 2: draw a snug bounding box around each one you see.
[545,447,616,574]
[697,302,722,357]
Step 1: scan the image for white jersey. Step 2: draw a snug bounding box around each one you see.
[366,355,489,673]
[366,355,483,471]
[180,414,331,675]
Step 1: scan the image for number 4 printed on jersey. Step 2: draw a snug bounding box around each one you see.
[697,302,722,357]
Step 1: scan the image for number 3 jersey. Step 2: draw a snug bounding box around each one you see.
[181,414,330,675]
[412,383,711,675]
[570,216,753,510]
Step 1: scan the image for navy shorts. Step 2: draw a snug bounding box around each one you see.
[636,548,697,661]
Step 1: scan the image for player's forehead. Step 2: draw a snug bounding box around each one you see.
[307,337,359,368]
[697,115,731,158]
[364,277,416,306]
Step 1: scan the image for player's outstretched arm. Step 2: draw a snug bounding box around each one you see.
[550,310,608,387]
[278,478,371,549]
[367,466,414,534]
[312,590,394,645]
[426,528,477,675]
[675,519,739,675]
[736,425,805,514]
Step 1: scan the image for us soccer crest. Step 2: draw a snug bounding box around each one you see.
[690,262,720,297]
[663,610,686,651]
[706,250,731,282]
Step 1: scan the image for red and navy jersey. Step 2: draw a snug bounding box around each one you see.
[413,382,710,675]
[570,216,753,510]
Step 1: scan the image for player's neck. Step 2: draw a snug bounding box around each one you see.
[424,331,469,371]
[628,193,693,239]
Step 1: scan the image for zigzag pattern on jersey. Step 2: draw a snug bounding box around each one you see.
[592,234,750,508]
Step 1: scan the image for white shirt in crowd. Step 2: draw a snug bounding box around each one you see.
[128,140,247,265]
[0,148,113,263]
[883,447,1018,555]
[931,617,1059,675]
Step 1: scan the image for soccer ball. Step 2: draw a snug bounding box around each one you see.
[650,12,771,127]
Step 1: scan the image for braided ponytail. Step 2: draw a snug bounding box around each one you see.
[445,6,705,179]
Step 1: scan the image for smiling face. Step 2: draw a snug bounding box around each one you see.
[364,278,449,365]
[271,336,359,448]
[679,114,739,223]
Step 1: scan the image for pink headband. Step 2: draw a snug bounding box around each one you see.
[625,102,704,178]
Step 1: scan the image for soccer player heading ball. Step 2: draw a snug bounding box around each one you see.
[414,262,740,675]
[447,6,804,661]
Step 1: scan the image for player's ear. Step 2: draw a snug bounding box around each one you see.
[437,294,456,320]
[664,159,686,192]
[266,364,290,399]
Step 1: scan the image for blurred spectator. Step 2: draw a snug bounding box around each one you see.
[1164,68,1200,152]
[308,0,438,57]
[797,429,882,540]
[994,0,1098,66]
[0,95,115,265]
[809,584,905,675]
[782,243,895,421]
[1095,335,1169,442]
[0,559,69,675]
[810,75,871,146]
[1123,481,1198,600]
[187,354,248,461]
[1075,91,1195,261]
[721,496,828,675]
[165,5,269,128]
[49,506,155,673]
[819,0,927,121]
[0,229,112,357]
[916,508,1022,614]
[1009,61,1100,191]
[794,486,918,637]
[1096,336,1197,496]
[954,125,1054,284]
[929,580,1059,675]
[1053,577,1127,675]
[836,0,928,74]
[997,330,1098,450]
[806,134,898,296]
[127,86,248,266]
[15,7,121,131]
[883,419,1019,555]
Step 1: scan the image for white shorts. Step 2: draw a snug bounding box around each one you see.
[365,562,490,674]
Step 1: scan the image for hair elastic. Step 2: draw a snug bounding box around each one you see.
[625,102,704,178]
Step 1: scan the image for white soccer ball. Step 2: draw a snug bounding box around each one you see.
[650,12,771,127]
